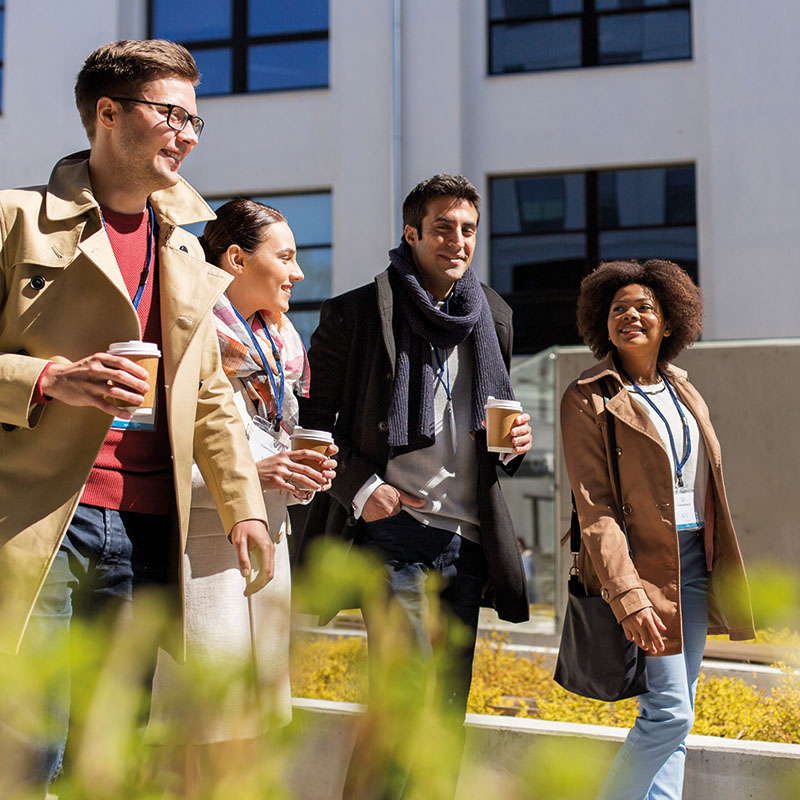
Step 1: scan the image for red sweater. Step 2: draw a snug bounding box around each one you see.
[80,207,174,515]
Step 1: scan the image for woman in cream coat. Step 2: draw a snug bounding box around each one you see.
[150,200,337,779]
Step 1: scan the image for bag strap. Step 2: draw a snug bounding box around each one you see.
[569,377,632,558]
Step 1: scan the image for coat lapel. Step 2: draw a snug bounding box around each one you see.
[157,233,230,383]
[375,268,396,378]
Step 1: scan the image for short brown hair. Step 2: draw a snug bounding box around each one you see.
[199,199,287,266]
[402,174,481,240]
[75,39,199,140]
[577,259,704,364]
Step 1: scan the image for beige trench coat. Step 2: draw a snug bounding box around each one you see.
[0,151,267,655]
[561,354,755,656]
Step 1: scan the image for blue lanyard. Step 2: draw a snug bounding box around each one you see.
[433,298,452,402]
[628,368,691,487]
[101,204,155,311]
[232,306,285,430]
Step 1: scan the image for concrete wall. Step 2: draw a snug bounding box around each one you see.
[1,1,800,342]
[289,698,800,800]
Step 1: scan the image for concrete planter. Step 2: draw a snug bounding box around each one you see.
[289,698,800,800]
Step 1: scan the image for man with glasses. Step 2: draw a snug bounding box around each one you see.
[0,40,271,796]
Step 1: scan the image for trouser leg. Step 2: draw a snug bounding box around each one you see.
[597,531,708,800]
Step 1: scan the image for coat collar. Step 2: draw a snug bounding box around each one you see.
[576,351,688,387]
[375,267,396,377]
[44,150,215,228]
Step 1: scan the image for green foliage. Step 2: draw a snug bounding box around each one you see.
[292,630,800,744]
[0,539,797,799]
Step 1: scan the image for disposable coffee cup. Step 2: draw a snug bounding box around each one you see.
[290,426,334,469]
[106,341,161,426]
[484,396,523,453]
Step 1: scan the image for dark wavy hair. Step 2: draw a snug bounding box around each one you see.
[199,199,286,266]
[577,259,703,364]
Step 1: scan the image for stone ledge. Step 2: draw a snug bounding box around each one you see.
[289,698,800,800]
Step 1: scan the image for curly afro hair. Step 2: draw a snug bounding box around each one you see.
[577,259,703,363]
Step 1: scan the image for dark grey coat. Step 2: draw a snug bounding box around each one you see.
[298,267,530,623]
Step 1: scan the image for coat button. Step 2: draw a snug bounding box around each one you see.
[378,421,389,432]
[179,245,188,252]
[2,423,17,432]
[622,503,632,515]
[17,349,29,356]
[29,276,45,290]
[616,446,622,456]
[346,515,358,527]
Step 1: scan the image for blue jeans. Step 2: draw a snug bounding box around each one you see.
[345,512,486,800]
[359,511,486,716]
[597,529,709,800]
[0,503,172,796]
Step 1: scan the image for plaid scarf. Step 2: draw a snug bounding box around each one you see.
[214,293,310,451]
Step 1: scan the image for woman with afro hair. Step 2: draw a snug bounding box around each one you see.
[560,259,754,799]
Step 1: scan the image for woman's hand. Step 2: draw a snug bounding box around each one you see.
[621,607,667,655]
[255,443,338,498]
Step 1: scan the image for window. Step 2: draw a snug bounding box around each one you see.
[0,2,5,111]
[149,0,329,96]
[186,192,332,347]
[488,0,691,75]
[490,164,697,353]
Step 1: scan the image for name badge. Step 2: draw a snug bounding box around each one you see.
[247,415,287,461]
[675,489,701,531]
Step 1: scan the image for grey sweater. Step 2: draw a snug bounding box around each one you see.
[385,341,481,542]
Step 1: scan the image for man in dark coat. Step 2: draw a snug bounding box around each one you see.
[300,175,532,795]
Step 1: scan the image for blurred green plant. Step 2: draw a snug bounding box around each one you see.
[0,541,796,799]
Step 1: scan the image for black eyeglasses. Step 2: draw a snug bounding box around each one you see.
[110,97,205,138]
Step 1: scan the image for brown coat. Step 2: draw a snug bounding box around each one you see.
[0,152,267,655]
[560,354,755,656]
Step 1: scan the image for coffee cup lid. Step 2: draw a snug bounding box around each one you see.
[484,396,522,410]
[291,426,334,442]
[108,340,161,357]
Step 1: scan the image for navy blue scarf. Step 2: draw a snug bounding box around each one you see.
[387,241,515,454]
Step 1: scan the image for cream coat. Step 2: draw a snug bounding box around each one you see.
[0,152,267,655]
[561,354,755,657]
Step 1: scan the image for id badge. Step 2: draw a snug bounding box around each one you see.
[675,489,701,531]
[247,415,287,461]
[110,396,157,431]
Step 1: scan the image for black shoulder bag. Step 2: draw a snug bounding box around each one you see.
[553,379,649,702]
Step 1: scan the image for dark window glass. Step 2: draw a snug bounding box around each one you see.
[249,0,329,36]
[151,0,232,42]
[489,165,697,354]
[195,48,233,96]
[598,9,691,64]
[150,0,329,95]
[488,0,691,74]
[491,20,581,73]
[248,40,328,92]
[489,0,583,22]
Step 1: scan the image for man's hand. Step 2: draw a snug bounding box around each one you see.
[39,353,150,418]
[229,519,274,596]
[362,483,426,523]
[510,412,533,454]
[621,607,667,655]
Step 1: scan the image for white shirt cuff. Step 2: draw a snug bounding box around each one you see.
[352,474,385,519]
[500,452,521,466]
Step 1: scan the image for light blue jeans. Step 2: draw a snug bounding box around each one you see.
[597,529,708,800]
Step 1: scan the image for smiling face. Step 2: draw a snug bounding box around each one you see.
[403,196,478,300]
[607,283,671,363]
[226,221,304,317]
[112,76,199,197]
